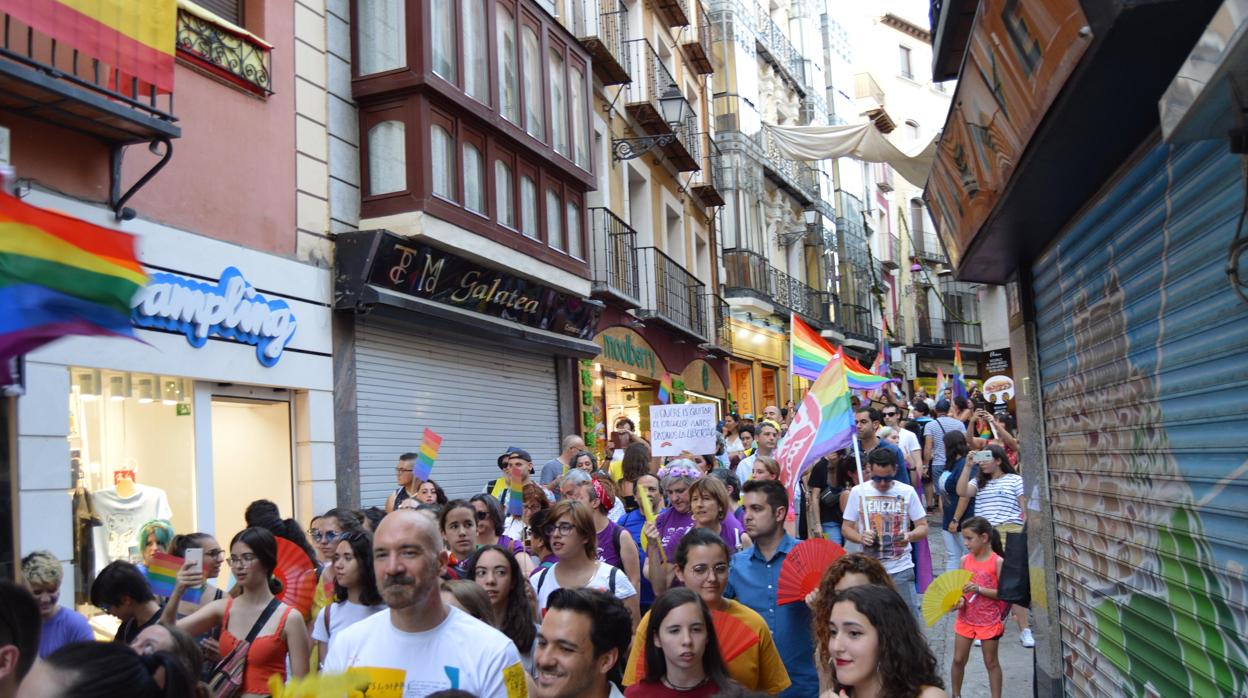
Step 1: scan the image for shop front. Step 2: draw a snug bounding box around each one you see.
[725,317,790,418]
[333,230,602,502]
[13,192,335,602]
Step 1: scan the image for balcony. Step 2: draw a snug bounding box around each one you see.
[569,0,631,85]
[0,9,179,145]
[587,208,641,308]
[623,40,681,135]
[760,127,817,204]
[704,293,733,354]
[661,110,701,172]
[176,6,272,95]
[637,247,707,339]
[880,232,901,270]
[917,320,982,348]
[854,72,886,109]
[681,0,714,74]
[801,90,828,126]
[914,230,948,265]
[754,3,806,95]
[654,0,691,28]
[691,135,725,208]
[872,162,894,192]
[722,249,829,326]
[839,302,875,342]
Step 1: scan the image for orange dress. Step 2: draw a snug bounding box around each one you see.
[954,552,1006,640]
[218,598,295,695]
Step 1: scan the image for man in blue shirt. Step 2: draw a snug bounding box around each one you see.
[724,480,818,698]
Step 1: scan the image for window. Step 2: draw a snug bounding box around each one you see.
[546,188,563,249]
[566,198,582,258]
[463,0,488,103]
[898,45,913,79]
[520,174,538,238]
[432,124,456,200]
[905,120,920,143]
[367,120,406,195]
[497,6,518,122]
[432,0,457,82]
[496,159,515,228]
[356,0,405,75]
[549,49,568,156]
[192,0,241,25]
[463,142,484,213]
[522,26,543,139]
[570,66,587,168]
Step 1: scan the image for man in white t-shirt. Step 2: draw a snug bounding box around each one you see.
[841,449,928,620]
[533,588,633,698]
[323,509,527,698]
[882,405,923,478]
[735,420,780,485]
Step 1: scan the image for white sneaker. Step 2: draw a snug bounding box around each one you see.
[974,639,982,647]
[1021,628,1035,648]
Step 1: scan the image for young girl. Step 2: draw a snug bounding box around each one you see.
[469,545,538,672]
[311,531,384,663]
[440,500,479,579]
[624,587,738,697]
[951,517,1007,698]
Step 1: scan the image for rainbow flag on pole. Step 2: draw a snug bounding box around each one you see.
[413,428,442,481]
[790,314,893,391]
[952,342,968,400]
[146,551,201,603]
[657,372,672,404]
[936,367,946,394]
[776,352,855,510]
[0,191,147,382]
[506,476,524,517]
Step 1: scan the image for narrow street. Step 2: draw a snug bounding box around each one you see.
[922,514,1034,698]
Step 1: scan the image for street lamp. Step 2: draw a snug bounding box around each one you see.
[613,84,688,161]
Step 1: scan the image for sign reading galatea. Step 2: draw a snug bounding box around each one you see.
[649,403,717,457]
[357,232,601,339]
[130,267,298,367]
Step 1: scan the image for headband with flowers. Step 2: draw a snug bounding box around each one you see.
[657,459,703,481]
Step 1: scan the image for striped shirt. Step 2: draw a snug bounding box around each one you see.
[968,473,1024,525]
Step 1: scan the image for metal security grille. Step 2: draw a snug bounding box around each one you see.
[191,0,242,26]
[1031,139,1248,697]
[354,314,561,504]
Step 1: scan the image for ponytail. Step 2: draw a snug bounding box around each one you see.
[961,516,1003,557]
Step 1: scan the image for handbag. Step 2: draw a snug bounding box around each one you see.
[205,598,281,698]
[997,524,1031,607]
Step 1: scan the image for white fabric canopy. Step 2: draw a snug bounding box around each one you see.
[763,122,937,188]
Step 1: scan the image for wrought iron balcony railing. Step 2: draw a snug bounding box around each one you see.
[691,134,725,208]
[568,0,631,85]
[722,249,829,325]
[623,40,683,135]
[916,320,982,348]
[914,230,948,264]
[754,2,805,94]
[681,0,714,74]
[176,6,272,95]
[637,246,708,339]
[839,302,875,342]
[872,162,894,192]
[759,126,817,203]
[705,293,733,353]
[587,207,641,308]
[880,232,901,269]
[946,321,982,348]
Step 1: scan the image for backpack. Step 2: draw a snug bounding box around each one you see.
[205,598,280,698]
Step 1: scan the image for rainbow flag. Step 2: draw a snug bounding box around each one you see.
[952,342,968,400]
[0,191,147,381]
[776,353,855,510]
[506,476,524,517]
[0,0,177,94]
[790,314,892,391]
[936,367,947,394]
[146,551,201,603]
[413,428,442,481]
[657,372,672,404]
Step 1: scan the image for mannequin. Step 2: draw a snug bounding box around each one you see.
[89,467,172,577]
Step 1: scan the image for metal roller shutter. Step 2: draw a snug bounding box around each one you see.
[1032,139,1248,697]
[355,314,561,503]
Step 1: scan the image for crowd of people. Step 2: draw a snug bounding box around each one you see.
[0,387,1025,698]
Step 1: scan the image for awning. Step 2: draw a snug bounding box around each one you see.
[763,122,938,188]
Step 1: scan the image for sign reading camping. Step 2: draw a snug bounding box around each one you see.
[649,403,717,457]
[130,267,298,367]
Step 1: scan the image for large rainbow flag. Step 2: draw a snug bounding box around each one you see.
[0,0,177,94]
[790,314,892,390]
[776,352,855,510]
[952,342,968,400]
[0,191,147,381]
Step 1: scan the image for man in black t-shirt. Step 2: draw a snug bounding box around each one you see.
[804,449,849,544]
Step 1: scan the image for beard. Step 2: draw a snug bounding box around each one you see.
[381,570,435,610]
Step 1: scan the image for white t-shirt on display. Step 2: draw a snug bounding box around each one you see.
[311,600,385,655]
[842,481,927,575]
[533,561,637,613]
[90,484,173,575]
[323,606,526,698]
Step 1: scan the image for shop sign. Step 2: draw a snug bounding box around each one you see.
[366,233,601,339]
[681,359,725,398]
[130,267,298,367]
[595,327,662,379]
[649,403,717,456]
[926,0,1090,267]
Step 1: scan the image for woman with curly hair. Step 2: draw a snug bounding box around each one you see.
[809,553,897,691]
[822,584,945,698]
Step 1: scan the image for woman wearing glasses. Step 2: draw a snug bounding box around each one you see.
[168,527,310,696]
[532,500,640,629]
[623,529,789,694]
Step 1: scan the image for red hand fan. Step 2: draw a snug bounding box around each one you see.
[777,539,846,605]
[634,607,761,677]
[274,537,318,618]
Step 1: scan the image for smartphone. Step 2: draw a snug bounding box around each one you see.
[972,450,994,464]
[184,548,203,574]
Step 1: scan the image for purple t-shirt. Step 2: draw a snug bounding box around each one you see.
[40,606,94,658]
[595,520,625,568]
[656,508,695,561]
[719,515,747,551]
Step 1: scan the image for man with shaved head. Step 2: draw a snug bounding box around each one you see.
[324,509,527,697]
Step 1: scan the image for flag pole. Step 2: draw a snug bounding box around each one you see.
[851,435,870,534]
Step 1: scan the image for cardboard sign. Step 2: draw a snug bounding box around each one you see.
[649,403,717,456]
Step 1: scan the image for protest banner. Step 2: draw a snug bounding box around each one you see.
[649,403,717,456]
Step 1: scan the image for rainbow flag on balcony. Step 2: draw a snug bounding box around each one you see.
[790,314,892,391]
[0,0,177,93]
[0,190,147,381]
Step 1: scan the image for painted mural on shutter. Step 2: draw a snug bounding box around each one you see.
[1032,139,1248,697]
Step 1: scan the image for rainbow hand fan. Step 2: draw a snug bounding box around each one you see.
[921,569,973,627]
[777,539,846,605]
